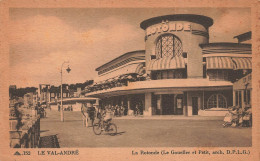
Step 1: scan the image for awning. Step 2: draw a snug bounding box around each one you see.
[206,57,233,69]
[94,63,144,83]
[147,56,186,71]
[232,57,252,70]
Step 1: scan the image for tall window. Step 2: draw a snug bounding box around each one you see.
[152,69,186,80]
[155,34,183,59]
[207,94,227,109]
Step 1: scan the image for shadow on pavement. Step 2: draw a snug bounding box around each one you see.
[104,131,126,136]
[39,134,60,148]
[40,130,49,133]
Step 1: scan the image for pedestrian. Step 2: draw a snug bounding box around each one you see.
[135,104,139,116]
[87,105,96,126]
[58,103,60,112]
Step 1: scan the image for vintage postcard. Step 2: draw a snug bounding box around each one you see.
[0,0,259,161]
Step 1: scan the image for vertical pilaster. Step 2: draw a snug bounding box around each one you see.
[144,93,152,116]
[127,95,131,115]
[187,92,193,116]
[233,91,236,106]
[241,90,245,109]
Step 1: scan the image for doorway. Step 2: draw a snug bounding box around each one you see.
[192,97,198,115]
[175,95,183,115]
[161,94,174,115]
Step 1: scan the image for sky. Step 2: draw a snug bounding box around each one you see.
[9,8,251,88]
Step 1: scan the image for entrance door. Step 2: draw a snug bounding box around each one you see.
[162,94,174,115]
[176,97,183,115]
[192,97,198,115]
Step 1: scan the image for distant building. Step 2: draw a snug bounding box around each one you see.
[234,31,251,43]
[233,73,252,109]
[9,85,17,99]
[50,97,98,111]
[49,85,71,103]
[39,84,50,104]
[9,85,17,90]
[24,93,34,107]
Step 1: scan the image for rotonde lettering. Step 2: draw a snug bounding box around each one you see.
[146,22,191,37]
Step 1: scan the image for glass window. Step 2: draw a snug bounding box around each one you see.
[208,70,229,81]
[162,71,168,79]
[235,91,239,106]
[152,70,186,80]
[207,94,227,109]
[155,34,183,59]
[174,70,183,79]
[238,91,242,107]
[245,89,251,105]
[247,89,251,105]
[168,70,174,79]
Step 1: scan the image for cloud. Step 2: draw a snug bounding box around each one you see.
[79,17,140,44]
[10,50,98,87]
[9,15,80,49]
[9,15,143,87]
[209,10,251,42]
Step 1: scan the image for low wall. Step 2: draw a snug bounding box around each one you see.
[10,115,40,148]
[50,103,82,111]
[198,108,229,116]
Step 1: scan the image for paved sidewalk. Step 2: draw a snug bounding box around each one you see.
[39,110,251,147]
[113,115,224,120]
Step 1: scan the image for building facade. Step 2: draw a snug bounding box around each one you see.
[84,14,252,116]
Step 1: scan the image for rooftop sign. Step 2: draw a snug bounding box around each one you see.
[146,21,191,38]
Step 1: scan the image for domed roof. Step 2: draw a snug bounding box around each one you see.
[140,14,213,30]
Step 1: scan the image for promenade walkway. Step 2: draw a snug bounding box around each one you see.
[39,110,251,147]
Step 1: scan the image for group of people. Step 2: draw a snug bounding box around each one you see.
[109,105,127,117]
[224,105,252,127]
[96,104,127,117]
[82,102,144,125]
[57,104,73,111]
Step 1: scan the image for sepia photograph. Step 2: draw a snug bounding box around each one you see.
[8,7,253,148]
[1,0,260,160]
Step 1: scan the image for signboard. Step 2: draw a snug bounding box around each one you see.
[146,21,191,38]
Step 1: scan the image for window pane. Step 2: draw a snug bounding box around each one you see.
[174,37,183,57]
[161,35,173,57]
[218,95,227,108]
[155,34,182,59]
[235,91,238,106]
[168,70,174,79]
[247,89,251,105]
[155,39,162,59]
[207,94,227,109]
[162,71,168,79]
[208,95,217,109]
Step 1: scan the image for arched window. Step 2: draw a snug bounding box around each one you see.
[155,34,183,59]
[207,94,227,109]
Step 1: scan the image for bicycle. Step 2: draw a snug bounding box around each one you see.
[93,112,117,136]
[81,104,95,127]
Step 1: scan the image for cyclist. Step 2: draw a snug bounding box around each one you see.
[87,105,96,126]
[135,104,140,116]
[97,107,106,131]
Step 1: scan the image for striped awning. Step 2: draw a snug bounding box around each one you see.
[206,57,233,69]
[147,56,186,71]
[232,57,252,70]
[94,63,144,83]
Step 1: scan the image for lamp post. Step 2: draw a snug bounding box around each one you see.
[60,61,71,122]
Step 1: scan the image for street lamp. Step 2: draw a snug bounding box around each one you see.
[60,61,71,122]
